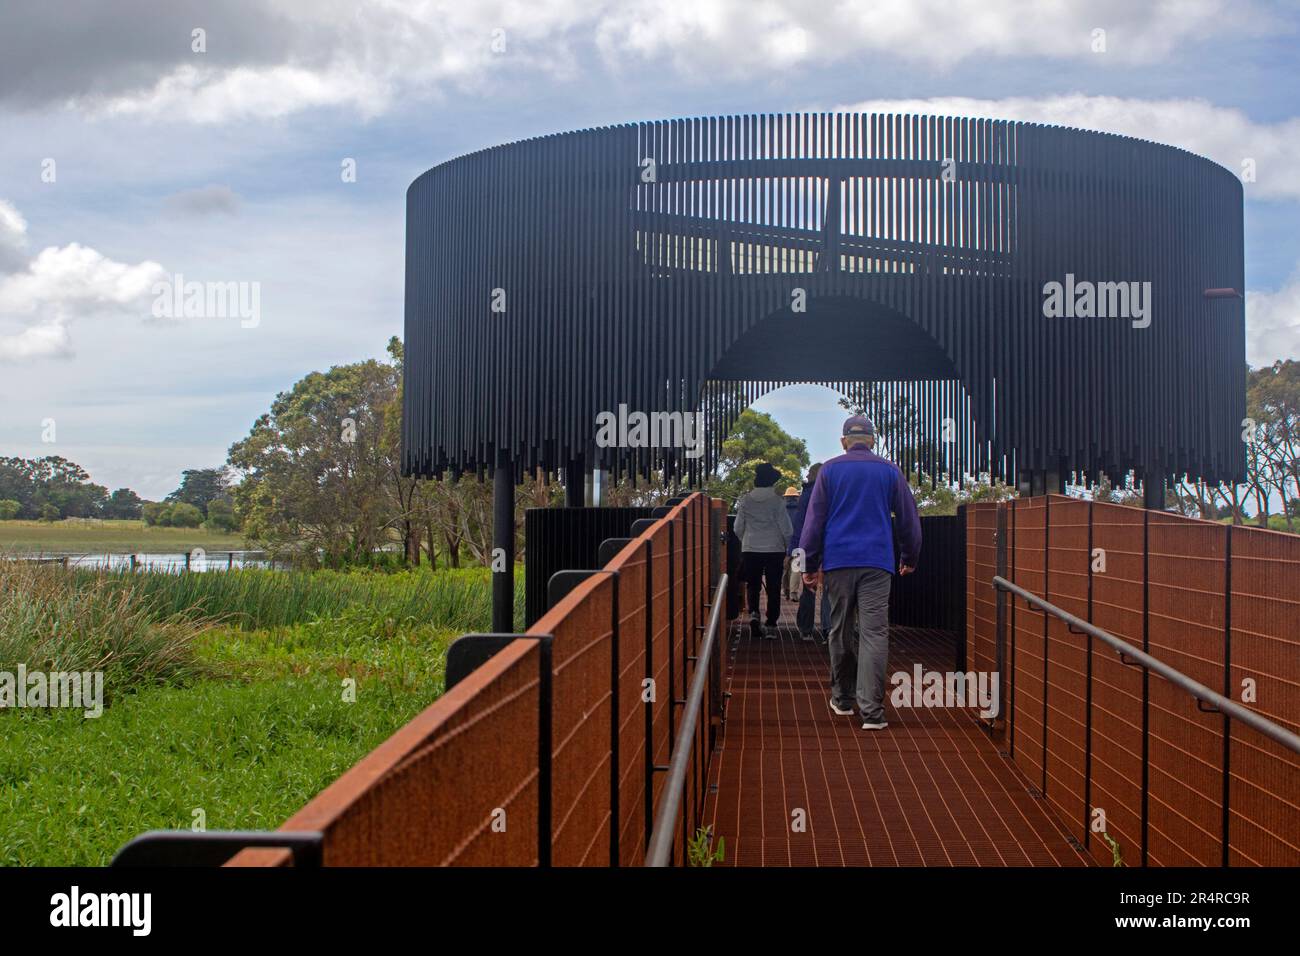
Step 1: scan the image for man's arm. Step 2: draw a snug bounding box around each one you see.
[798,470,829,573]
[733,496,747,542]
[779,499,793,547]
[893,468,922,571]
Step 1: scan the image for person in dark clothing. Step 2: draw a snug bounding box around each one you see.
[800,416,922,730]
[790,463,832,642]
[735,462,792,639]
[782,486,800,598]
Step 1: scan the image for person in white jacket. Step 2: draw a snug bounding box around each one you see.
[734,462,793,638]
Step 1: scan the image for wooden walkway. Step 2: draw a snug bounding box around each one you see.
[702,614,1092,867]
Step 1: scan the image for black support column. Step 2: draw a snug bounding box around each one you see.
[492,459,515,633]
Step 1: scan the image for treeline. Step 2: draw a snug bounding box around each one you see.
[0,457,237,531]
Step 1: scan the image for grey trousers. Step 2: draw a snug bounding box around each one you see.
[825,567,892,721]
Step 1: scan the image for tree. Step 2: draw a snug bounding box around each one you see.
[167,502,204,528]
[228,349,402,566]
[141,502,167,526]
[0,499,19,520]
[166,468,230,516]
[204,497,238,532]
[102,487,144,520]
[704,409,810,505]
[39,503,61,522]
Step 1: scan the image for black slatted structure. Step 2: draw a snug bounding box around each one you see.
[889,513,966,642]
[523,506,657,626]
[404,112,1245,490]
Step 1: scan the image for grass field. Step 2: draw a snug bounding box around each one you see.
[0,518,246,554]
[0,562,519,866]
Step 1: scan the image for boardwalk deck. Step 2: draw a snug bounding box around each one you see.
[703,615,1092,867]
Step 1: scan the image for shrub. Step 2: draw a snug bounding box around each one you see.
[38,503,61,522]
[205,498,238,533]
[141,502,166,526]
[168,503,203,528]
[0,561,210,703]
[0,500,19,520]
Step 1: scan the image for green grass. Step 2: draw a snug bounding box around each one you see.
[0,518,246,554]
[0,668,444,866]
[106,565,509,631]
[0,561,521,866]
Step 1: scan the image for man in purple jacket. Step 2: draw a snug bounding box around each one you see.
[800,415,921,730]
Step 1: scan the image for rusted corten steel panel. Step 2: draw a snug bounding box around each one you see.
[647,518,673,841]
[1011,498,1047,789]
[1145,514,1226,866]
[1044,496,1090,843]
[534,571,615,866]
[607,538,651,866]
[964,502,999,687]
[1227,527,1300,866]
[231,639,543,867]
[1086,502,1145,867]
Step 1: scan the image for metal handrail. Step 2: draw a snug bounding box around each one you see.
[993,575,1300,756]
[646,573,728,867]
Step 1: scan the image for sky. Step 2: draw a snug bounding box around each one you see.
[0,0,1297,496]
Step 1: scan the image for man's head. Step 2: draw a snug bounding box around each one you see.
[806,462,822,485]
[840,415,876,451]
[754,462,780,487]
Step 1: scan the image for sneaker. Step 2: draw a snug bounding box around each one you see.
[749,617,762,638]
[828,698,854,716]
[800,631,814,643]
[860,720,889,731]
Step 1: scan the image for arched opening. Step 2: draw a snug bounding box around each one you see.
[697,294,987,489]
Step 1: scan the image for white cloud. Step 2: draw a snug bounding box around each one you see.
[833,94,1300,200]
[595,0,1260,75]
[1247,268,1300,366]
[48,0,1267,124]
[0,198,29,273]
[0,205,166,362]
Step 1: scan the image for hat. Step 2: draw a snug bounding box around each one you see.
[842,415,875,438]
[783,486,800,497]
